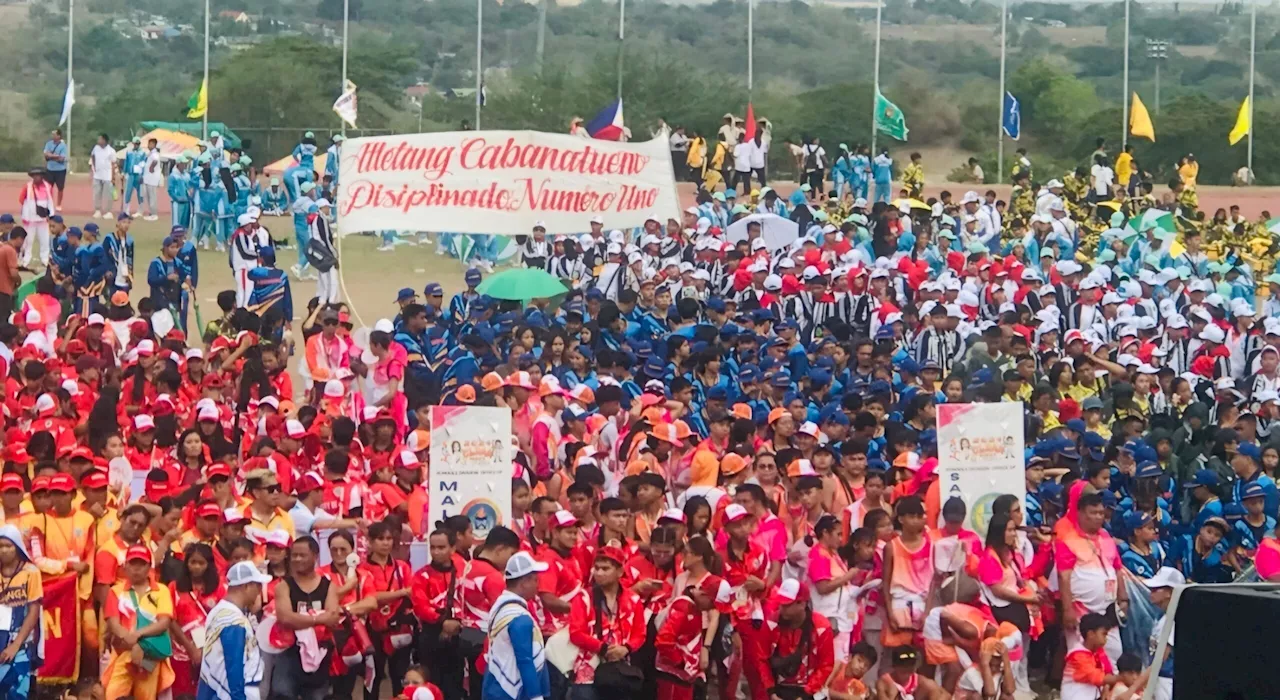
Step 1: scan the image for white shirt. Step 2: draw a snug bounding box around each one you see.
[1091,164,1114,197]
[288,501,335,538]
[143,149,163,186]
[733,141,754,172]
[90,145,117,181]
[749,141,767,169]
[802,144,827,171]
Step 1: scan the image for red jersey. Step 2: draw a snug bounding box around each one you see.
[566,587,646,684]
[535,545,585,635]
[717,538,769,622]
[409,562,461,625]
[459,557,506,629]
[761,612,836,695]
[622,551,682,622]
[654,596,704,682]
[358,557,413,632]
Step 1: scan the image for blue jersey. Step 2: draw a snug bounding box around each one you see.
[1232,473,1280,519]
[177,241,199,288]
[73,242,108,288]
[122,147,146,180]
[168,168,192,203]
[50,235,77,278]
[147,256,182,310]
[1119,541,1167,579]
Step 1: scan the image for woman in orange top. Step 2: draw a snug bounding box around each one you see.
[880,495,934,648]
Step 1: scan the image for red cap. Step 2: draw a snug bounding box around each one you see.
[125,544,152,564]
[0,474,23,492]
[595,546,627,567]
[69,446,94,462]
[48,473,75,492]
[195,502,223,520]
[80,469,109,490]
[201,374,226,388]
[2,445,29,465]
[293,472,323,495]
[205,463,232,480]
[144,477,171,501]
[31,475,51,492]
[64,339,87,356]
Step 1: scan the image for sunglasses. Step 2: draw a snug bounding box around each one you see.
[260,485,281,494]
[323,319,339,326]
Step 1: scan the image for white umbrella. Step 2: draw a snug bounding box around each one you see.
[726,213,800,252]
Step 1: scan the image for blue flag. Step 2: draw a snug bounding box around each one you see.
[1002,92,1020,140]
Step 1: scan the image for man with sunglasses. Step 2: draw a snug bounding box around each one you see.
[241,468,295,548]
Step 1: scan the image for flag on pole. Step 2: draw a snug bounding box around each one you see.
[1002,92,1020,140]
[874,90,909,141]
[1129,92,1155,142]
[585,99,625,140]
[744,103,757,141]
[1229,96,1251,145]
[57,79,74,127]
[186,80,207,119]
[332,79,358,129]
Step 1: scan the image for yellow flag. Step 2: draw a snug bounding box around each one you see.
[186,80,207,119]
[1229,96,1251,145]
[1129,92,1155,142]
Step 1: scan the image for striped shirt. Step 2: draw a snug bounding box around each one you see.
[199,599,263,700]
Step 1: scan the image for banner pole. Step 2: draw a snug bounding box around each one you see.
[1121,0,1129,150]
[870,0,881,155]
[475,0,483,129]
[997,0,1006,183]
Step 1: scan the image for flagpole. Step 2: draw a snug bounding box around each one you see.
[341,0,349,137]
[870,0,882,155]
[747,0,754,96]
[66,0,73,174]
[997,0,1006,184]
[1248,1,1256,177]
[616,0,625,102]
[475,0,483,129]
[202,0,210,138]
[1121,0,1129,149]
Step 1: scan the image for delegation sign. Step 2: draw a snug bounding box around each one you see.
[336,130,680,235]
[428,405,513,540]
[936,402,1025,536]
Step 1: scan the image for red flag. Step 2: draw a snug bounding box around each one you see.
[744,103,757,141]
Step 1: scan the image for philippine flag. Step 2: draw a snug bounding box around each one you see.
[585,99,625,140]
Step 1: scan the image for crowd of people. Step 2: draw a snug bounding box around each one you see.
[0,122,1276,700]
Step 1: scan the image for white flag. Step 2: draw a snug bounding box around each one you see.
[58,79,75,126]
[332,79,358,129]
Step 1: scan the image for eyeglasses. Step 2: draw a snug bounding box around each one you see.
[261,485,281,494]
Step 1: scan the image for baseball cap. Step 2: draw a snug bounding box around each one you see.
[195,502,223,520]
[1142,567,1186,590]
[1123,510,1153,532]
[396,287,416,302]
[49,474,75,492]
[551,510,578,529]
[424,282,444,297]
[223,507,250,524]
[724,504,750,523]
[125,544,152,564]
[227,560,273,587]
[294,472,324,495]
[504,551,550,579]
[81,469,109,490]
[0,474,22,492]
[771,578,810,605]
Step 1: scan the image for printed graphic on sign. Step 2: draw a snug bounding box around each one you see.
[937,402,1025,536]
[336,130,680,236]
[429,406,513,540]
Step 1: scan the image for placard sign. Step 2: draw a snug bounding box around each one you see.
[937,402,1026,536]
[428,405,512,540]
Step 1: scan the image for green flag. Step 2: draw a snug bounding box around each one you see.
[874,90,909,141]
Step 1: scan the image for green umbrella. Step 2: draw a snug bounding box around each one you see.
[476,268,568,301]
[13,277,37,308]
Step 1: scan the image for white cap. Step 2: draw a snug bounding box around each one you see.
[748,260,768,273]
[134,414,155,431]
[1204,293,1225,308]
[259,396,280,410]
[1046,178,1064,189]
[87,313,106,326]
[750,238,767,252]
[798,421,820,438]
[802,265,821,281]
[198,405,220,421]
[961,190,980,204]
[1142,566,1186,589]
[227,560,273,587]
[1200,325,1226,344]
[591,215,605,224]
[764,274,783,291]
[61,379,79,396]
[262,530,291,548]
[284,419,306,438]
[774,578,805,604]
[724,503,750,523]
[505,551,550,579]
[659,508,687,523]
[1079,277,1101,291]
[606,242,623,255]
[1102,292,1124,305]
[238,213,255,226]
[34,394,55,413]
[692,269,711,281]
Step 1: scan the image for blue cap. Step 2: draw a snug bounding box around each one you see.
[776,319,798,332]
[83,222,99,233]
[752,308,775,324]
[424,282,444,297]
[1238,442,1262,461]
[1039,481,1065,504]
[1065,418,1087,434]
[897,357,920,375]
[576,345,594,362]
[170,225,187,236]
[719,323,741,339]
[396,287,416,302]
[706,386,728,402]
[117,211,132,220]
[875,325,896,340]
[739,365,760,384]
[1223,503,1247,520]
[707,297,727,313]
[1123,510,1153,532]
[808,369,832,386]
[813,355,836,370]
[690,340,709,355]
[783,391,801,407]
[867,379,893,396]
[524,309,549,328]
[465,268,483,285]
[1183,469,1220,488]
[162,235,177,248]
[631,340,653,361]
[644,356,666,377]
[471,298,491,315]
[771,371,793,388]
[66,226,81,238]
[1135,461,1163,479]
[724,189,737,198]
[1242,481,1268,500]
[586,288,604,300]
[1100,490,1118,508]
[0,214,12,224]
[825,410,850,426]
[560,407,586,423]
[48,215,63,224]
[1082,432,1107,449]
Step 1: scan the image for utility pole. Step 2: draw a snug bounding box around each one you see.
[1146,38,1169,114]
[997,0,1007,184]
[535,0,547,75]
[1121,0,1129,149]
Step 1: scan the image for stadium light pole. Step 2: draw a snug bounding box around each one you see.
[747,0,754,96]
[1121,0,1129,150]
[617,0,625,102]
[870,0,882,155]
[1249,1,1256,176]
[997,0,1006,184]
[66,0,73,173]
[202,0,210,138]
[341,0,349,137]
[475,0,483,129]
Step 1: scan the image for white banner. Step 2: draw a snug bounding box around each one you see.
[335,130,679,235]
[428,405,512,541]
[936,402,1026,536]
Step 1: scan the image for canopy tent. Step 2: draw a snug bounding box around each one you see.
[130,128,202,162]
[137,121,242,148]
[263,152,328,177]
